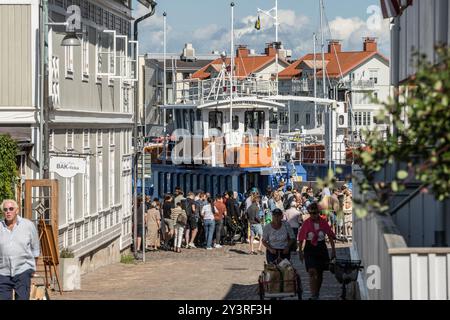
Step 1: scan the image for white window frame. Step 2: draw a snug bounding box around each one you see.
[66,129,74,151]
[109,149,115,207]
[66,177,74,223]
[49,130,55,152]
[65,46,74,79]
[97,130,103,148]
[81,27,90,81]
[97,151,103,212]
[84,156,90,218]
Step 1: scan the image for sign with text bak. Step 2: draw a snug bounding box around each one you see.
[49,156,86,178]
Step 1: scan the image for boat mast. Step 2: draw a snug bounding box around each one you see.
[320,0,332,170]
[230,2,234,133]
[275,0,278,94]
[313,33,317,128]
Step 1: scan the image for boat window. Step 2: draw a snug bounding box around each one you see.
[189,110,195,134]
[175,109,182,129]
[232,115,239,130]
[245,111,265,133]
[209,111,223,131]
[183,109,189,130]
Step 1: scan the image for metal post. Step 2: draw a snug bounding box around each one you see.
[40,0,49,179]
[288,100,290,133]
[275,0,278,94]
[133,1,156,256]
[142,146,146,262]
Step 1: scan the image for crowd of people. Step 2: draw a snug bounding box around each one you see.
[134,182,352,300]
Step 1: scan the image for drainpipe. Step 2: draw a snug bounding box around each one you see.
[133,1,157,254]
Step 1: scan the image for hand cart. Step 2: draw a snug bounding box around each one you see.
[258,261,303,300]
[329,259,363,300]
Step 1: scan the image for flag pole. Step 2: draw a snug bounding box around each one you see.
[230,2,234,135]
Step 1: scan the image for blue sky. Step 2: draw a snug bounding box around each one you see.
[133,0,390,58]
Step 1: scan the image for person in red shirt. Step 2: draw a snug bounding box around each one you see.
[213,195,227,248]
[298,202,336,300]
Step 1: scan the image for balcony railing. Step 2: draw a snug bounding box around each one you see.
[343,80,375,89]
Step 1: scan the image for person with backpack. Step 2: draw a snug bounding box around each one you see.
[283,186,294,210]
[171,200,187,253]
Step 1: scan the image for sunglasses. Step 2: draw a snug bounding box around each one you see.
[3,207,16,212]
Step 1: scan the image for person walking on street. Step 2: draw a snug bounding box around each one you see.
[262,208,295,264]
[171,201,187,253]
[145,201,161,251]
[284,200,302,238]
[201,197,217,250]
[247,195,263,255]
[298,203,336,300]
[213,195,226,248]
[162,195,175,250]
[185,192,199,249]
[0,200,40,300]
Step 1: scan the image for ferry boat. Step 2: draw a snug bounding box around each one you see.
[144,58,353,199]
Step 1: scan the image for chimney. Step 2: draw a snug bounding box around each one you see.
[265,42,277,57]
[363,37,377,52]
[327,40,342,54]
[236,45,249,58]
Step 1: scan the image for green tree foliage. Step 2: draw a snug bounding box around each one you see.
[355,46,450,215]
[0,134,19,203]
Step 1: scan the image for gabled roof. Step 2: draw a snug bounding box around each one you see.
[278,51,389,80]
[192,55,289,80]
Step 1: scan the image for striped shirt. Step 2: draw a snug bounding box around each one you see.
[0,216,40,277]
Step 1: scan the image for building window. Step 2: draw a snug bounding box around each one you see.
[67,177,74,223]
[65,46,74,79]
[367,112,371,126]
[357,112,362,126]
[83,129,90,149]
[369,70,378,84]
[373,92,378,100]
[97,152,103,212]
[339,115,345,126]
[306,113,311,126]
[97,130,103,148]
[81,27,89,81]
[66,129,74,151]
[84,157,90,218]
[294,113,299,124]
[110,149,115,206]
[49,130,55,152]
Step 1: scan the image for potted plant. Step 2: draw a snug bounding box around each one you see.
[59,248,80,291]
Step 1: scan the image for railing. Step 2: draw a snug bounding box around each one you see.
[352,167,450,300]
[343,80,375,89]
[172,76,278,104]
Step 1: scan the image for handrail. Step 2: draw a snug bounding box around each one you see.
[389,183,426,216]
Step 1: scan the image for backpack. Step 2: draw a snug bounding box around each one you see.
[176,212,187,226]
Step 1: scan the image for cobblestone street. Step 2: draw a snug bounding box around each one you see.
[51,242,351,300]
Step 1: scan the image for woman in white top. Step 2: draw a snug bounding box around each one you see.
[201,197,217,250]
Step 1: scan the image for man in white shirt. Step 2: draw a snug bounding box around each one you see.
[0,199,40,300]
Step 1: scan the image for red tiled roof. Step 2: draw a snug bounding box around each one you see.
[278,51,389,79]
[192,55,289,80]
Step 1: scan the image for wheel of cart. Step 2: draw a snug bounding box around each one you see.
[258,268,303,300]
[329,259,363,300]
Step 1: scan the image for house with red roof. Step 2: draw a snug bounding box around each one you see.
[191,42,291,81]
[278,38,390,138]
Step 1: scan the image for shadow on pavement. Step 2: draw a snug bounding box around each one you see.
[228,249,250,255]
[223,283,259,300]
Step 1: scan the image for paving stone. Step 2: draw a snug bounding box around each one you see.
[50,242,353,300]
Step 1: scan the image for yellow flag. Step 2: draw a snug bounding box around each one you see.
[255,15,261,30]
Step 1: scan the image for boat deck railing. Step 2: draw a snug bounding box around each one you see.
[172,77,278,104]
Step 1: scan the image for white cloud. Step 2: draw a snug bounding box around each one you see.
[134,4,390,59]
